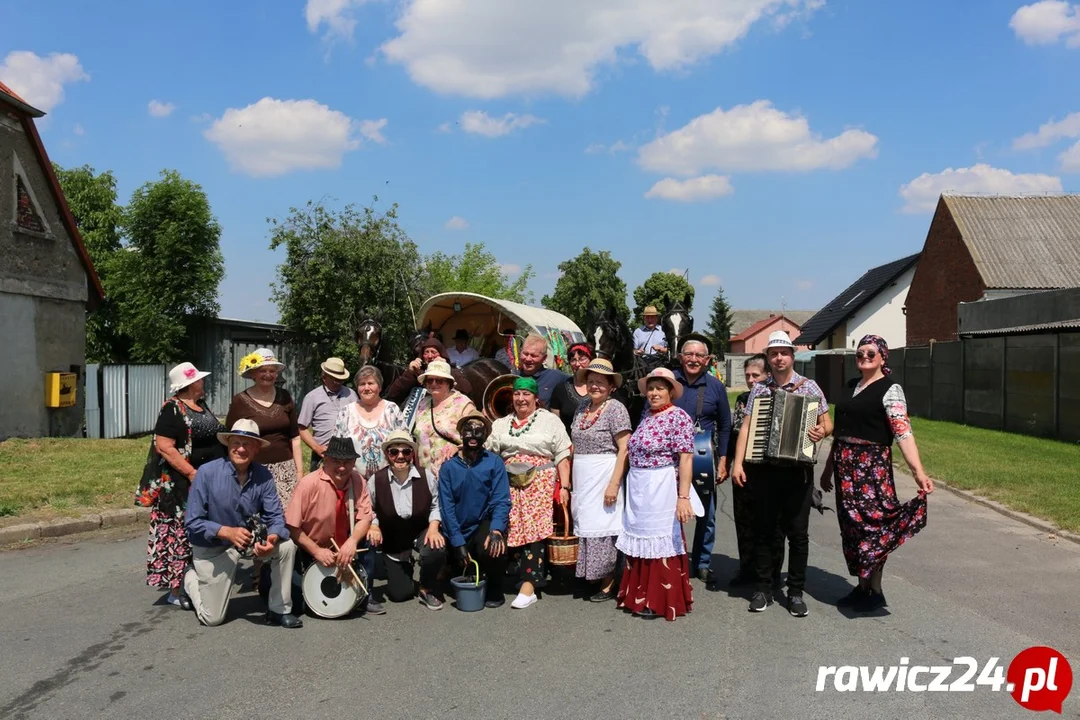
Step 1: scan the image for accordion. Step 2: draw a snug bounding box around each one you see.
[745,390,821,465]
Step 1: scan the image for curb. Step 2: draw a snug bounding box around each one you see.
[934,481,1080,547]
[0,507,149,546]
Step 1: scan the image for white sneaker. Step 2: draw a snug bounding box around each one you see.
[511,592,538,609]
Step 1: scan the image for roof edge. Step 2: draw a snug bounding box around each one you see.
[0,81,45,118]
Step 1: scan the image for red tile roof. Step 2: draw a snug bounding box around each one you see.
[0,80,44,117]
[730,314,802,342]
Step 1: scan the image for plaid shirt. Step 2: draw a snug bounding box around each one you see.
[744,371,829,418]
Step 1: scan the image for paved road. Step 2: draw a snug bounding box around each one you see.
[2,467,1077,720]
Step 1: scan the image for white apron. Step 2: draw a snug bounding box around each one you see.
[616,465,686,560]
[571,454,623,538]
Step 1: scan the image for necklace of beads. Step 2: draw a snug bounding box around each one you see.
[577,400,608,431]
[649,402,674,415]
[508,410,538,437]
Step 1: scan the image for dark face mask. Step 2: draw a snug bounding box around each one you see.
[461,421,488,449]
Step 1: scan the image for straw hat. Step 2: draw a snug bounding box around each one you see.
[575,357,623,388]
[320,357,350,380]
[637,367,684,400]
[643,305,660,317]
[766,331,795,350]
[169,362,210,394]
[380,429,418,456]
[239,347,286,378]
[217,419,271,448]
[417,359,455,385]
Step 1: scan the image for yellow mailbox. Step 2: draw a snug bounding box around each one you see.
[45,372,78,408]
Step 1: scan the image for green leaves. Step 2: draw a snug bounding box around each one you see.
[422,242,534,303]
[541,247,629,330]
[631,272,695,319]
[704,287,734,359]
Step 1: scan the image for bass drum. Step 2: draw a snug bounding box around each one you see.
[301,561,369,619]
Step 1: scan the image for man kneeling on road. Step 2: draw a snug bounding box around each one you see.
[285,436,383,616]
[183,419,301,628]
[367,431,448,610]
[438,411,512,608]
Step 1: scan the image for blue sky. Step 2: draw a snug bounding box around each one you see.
[3,0,1079,323]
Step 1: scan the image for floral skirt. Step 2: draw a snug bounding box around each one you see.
[146,509,191,592]
[266,460,298,510]
[616,548,693,622]
[576,536,618,581]
[832,440,928,578]
[506,453,557,547]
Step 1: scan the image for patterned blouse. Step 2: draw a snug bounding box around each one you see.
[413,391,475,480]
[628,407,694,469]
[487,409,573,463]
[847,381,913,442]
[571,401,632,455]
[334,400,407,479]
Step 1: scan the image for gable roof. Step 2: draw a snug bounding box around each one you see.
[795,253,919,346]
[730,314,803,342]
[942,194,1080,290]
[0,82,103,305]
[730,309,816,336]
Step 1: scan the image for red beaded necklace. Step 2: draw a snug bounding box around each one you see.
[649,402,674,415]
[577,400,608,431]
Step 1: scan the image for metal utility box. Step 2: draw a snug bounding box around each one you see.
[45,372,78,407]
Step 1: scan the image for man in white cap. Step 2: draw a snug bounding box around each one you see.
[183,419,302,628]
[730,330,831,619]
[298,357,358,471]
[633,305,668,357]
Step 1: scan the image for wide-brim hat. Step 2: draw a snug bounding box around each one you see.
[239,347,286,378]
[575,358,623,388]
[678,332,713,355]
[643,305,660,316]
[323,435,360,460]
[169,362,210,394]
[766,330,796,350]
[418,359,455,385]
[638,367,684,400]
[456,410,492,436]
[217,418,271,448]
[320,357,350,380]
[380,429,418,456]
[452,328,470,340]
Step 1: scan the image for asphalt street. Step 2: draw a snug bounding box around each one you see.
[1,467,1077,720]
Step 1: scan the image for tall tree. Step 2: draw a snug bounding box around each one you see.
[541,247,630,330]
[704,287,734,359]
[422,242,534,303]
[111,170,225,362]
[53,164,127,362]
[632,271,696,319]
[270,199,423,369]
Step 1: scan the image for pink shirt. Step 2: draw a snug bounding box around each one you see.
[285,468,372,547]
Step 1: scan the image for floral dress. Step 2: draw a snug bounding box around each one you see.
[831,378,927,578]
[413,391,475,481]
[335,401,407,479]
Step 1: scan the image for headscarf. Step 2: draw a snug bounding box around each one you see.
[568,343,594,360]
[513,376,539,395]
[420,337,451,362]
[857,334,890,375]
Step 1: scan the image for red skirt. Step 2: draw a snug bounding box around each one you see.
[616,552,693,621]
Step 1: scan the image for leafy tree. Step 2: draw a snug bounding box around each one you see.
[54,164,127,362]
[632,271,695,319]
[423,242,534,303]
[269,199,423,369]
[541,247,630,330]
[704,287,734,359]
[110,170,225,362]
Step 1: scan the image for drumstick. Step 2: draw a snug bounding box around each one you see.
[330,538,368,595]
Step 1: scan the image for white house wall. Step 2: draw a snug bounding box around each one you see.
[844,266,915,349]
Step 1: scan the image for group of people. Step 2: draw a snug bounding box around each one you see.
[137,313,933,627]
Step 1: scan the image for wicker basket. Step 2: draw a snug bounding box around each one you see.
[547,501,579,566]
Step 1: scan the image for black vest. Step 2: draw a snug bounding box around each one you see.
[372,467,433,554]
[833,377,897,446]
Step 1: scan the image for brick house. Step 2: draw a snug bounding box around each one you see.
[0,81,103,439]
[729,314,808,353]
[905,194,1080,345]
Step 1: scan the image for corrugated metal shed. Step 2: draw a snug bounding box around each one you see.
[943,194,1080,289]
[960,319,1080,337]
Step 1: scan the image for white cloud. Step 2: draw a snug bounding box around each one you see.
[1060,141,1080,172]
[645,175,735,202]
[204,97,382,177]
[0,51,88,113]
[380,0,824,99]
[898,164,1064,213]
[668,268,685,275]
[585,139,631,155]
[1010,1,1080,47]
[357,117,388,143]
[1013,111,1080,149]
[638,101,878,176]
[795,279,813,290]
[499,262,522,276]
[699,274,721,287]
[445,216,469,230]
[72,123,84,136]
[459,110,545,137]
[436,122,453,133]
[191,112,213,123]
[305,0,374,41]
[148,100,176,118]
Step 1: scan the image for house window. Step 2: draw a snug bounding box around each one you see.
[12,154,52,238]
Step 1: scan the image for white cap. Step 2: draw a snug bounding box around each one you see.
[766,331,795,350]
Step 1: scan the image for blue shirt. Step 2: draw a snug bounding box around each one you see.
[185,457,289,547]
[673,369,732,453]
[523,367,570,407]
[438,450,512,548]
[633,325,667,356]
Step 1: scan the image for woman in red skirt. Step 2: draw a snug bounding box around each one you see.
[822,334,934,613]
[616,368,697,621]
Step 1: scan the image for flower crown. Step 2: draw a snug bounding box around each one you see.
[238,352,265,375]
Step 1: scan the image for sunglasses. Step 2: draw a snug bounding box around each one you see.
[387,447,413,458]
[856,350,878,360]
[424,377,448,385]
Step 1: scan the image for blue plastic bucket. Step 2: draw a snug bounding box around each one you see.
[450,560,486,612]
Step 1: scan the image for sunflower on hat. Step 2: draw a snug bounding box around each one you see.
[238,352,264,375]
